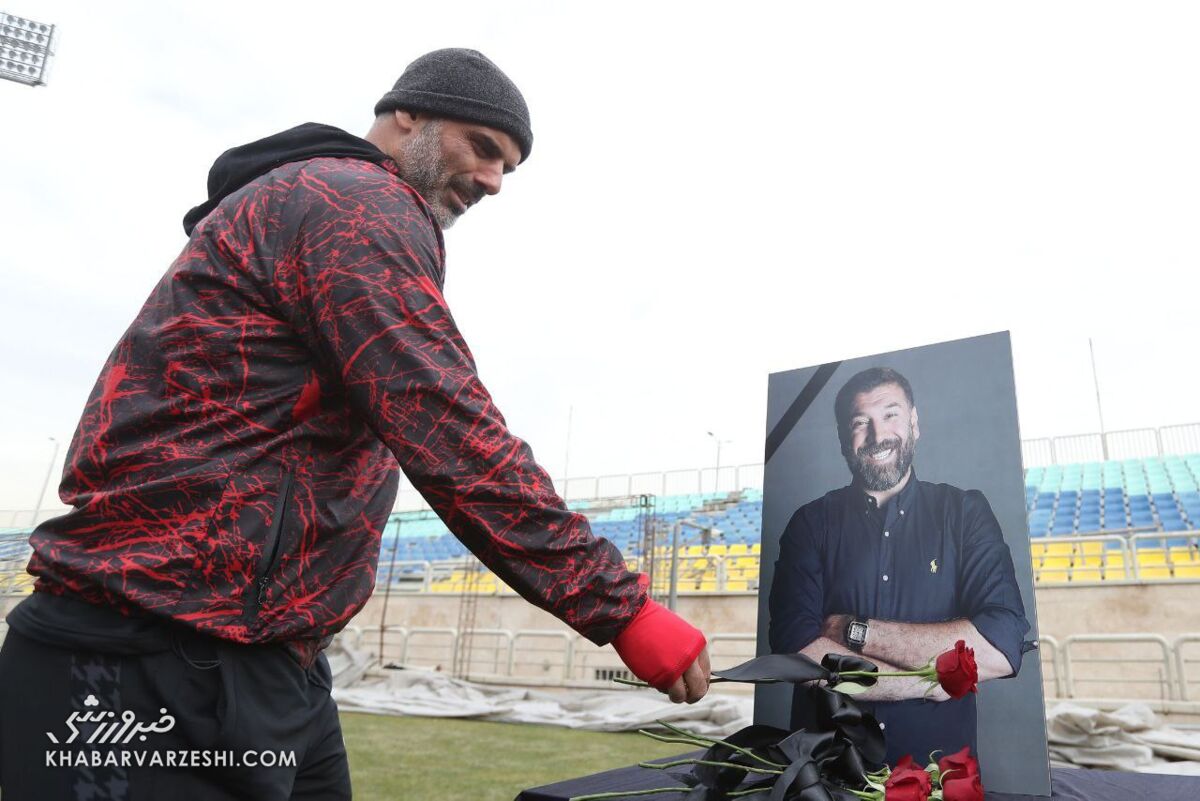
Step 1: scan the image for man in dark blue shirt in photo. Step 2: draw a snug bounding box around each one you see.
[768,367,1030,764]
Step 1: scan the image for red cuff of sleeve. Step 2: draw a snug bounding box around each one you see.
[612,598,706,691]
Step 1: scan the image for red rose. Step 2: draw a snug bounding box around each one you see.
[935,641,979,699]
[937,747,980,781]
[885,755,933,801]
[942,773,984,801]
[938,747,983,801]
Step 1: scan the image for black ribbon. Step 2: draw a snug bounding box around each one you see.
[693,724,791,793]
[809,686,886,767]
[820,654,880,688]
[710,652,879,686]
[637,652,888,800]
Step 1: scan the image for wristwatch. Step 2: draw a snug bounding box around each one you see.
[845,617,869,653]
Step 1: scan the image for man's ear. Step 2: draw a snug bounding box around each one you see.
[392,109,420,134]
[911,406,920,442]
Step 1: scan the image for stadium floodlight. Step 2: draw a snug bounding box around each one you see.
[0,11,57,87]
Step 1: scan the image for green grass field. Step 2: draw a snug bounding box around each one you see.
[341,711,686,801]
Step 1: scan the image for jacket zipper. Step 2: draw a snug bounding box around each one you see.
[245,471,295,619]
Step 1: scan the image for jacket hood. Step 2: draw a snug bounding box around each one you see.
[183,122,393,236]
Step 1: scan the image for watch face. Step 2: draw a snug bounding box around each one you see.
[848,621,868,644]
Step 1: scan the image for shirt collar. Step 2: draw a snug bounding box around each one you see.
[859,468,919,514]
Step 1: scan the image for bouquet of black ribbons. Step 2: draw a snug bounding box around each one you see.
[579,653,887,801]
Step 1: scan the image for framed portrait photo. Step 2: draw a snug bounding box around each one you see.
[755,331,1051,796]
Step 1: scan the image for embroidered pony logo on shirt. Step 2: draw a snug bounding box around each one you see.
[930,558,939,574]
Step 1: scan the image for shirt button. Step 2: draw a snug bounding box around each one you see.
[900,510,905,516]
[884,531,890,537]
[882,574,889,582]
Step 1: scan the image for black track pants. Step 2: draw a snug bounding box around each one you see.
[0,627,351,801]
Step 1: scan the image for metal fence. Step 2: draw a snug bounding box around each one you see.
[349,624,1200,702]
[1019,422,1200,468]
[370,529,1200,591]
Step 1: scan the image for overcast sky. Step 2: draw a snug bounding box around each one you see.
[2,1,1198,514]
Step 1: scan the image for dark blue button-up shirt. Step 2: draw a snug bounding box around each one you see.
[768,474,1029,764]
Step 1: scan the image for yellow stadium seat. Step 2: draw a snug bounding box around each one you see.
[1173,565,1200,579]
[750,544,761,555]
[1042,556,1071,569]
[725,580,749,592]
[686,545,705,557]
[1037,568,1070,583]
[708,544,727,557]
[1139,566,1172,579]
[729,544,749,556]
[1079,542,1104,556]
[699,579,717,592]
[1071,567,1103,581]
[1138,549,1168,566]
[1170,546,1199,564]
[1045,543,1074,556]
[1030,543,1048,558]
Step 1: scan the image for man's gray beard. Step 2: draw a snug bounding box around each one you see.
[847,431,916,492]
[398,120,459,229]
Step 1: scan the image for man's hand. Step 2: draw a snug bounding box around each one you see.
[612,598,708,701]
[666,646,711,704]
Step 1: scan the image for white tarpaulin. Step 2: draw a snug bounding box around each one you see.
[326,637,751,737]
[1047,702,1200,775]
[332,668,753,738]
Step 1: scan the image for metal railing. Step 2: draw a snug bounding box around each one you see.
[363,532,1200,590]
[1030,534,1132,582]
[1173,635,1200,702]
[1030,531,1200,583]
[1039,635,1063,698]
[347,625,1200,701]
[1060,634,1176,701]
[1020,422,1200,468]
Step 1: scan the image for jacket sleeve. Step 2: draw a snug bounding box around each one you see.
[264,160,645,645]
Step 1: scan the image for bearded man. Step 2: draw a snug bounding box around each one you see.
[768,366,1030,764]
[0,49,709,801]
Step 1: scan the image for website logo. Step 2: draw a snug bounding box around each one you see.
[46,694,175,745]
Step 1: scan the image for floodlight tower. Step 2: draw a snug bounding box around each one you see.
[0,11,57,87]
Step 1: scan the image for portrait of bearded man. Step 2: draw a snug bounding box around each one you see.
[768,366,1031,765]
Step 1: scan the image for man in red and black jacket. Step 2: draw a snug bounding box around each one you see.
[0,49,708,801]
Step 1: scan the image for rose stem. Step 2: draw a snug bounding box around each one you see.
[637,759,783,775]
[568,788,689,801]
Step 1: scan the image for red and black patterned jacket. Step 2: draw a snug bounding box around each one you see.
[27,124,645,666]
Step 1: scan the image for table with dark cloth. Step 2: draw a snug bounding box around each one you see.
[516,755,1200,801]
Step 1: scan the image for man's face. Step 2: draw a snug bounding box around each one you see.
[842,383,920,492]
[396,117,521,229]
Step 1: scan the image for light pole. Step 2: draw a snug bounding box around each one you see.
[1088,338,1109,460]
[32,436,59,527]
[0,12,58,87]
[706,431,732,494]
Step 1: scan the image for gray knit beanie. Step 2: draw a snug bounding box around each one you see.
[374,48,533,162]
